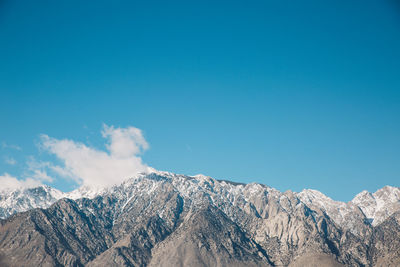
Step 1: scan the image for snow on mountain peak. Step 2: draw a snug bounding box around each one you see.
[0,185,64,219]
[351,186,400,226]
[1,171,400,230]
[297,188,359,231]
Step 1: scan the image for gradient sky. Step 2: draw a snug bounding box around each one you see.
[1,0,400,201]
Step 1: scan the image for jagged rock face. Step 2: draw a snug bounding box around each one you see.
[369,211,400,266]
[148,206,272,267]
[352,186,400,226]
[0,171,399,266]
[0,198,114,267]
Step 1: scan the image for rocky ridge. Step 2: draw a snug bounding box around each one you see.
[0,171,399,266]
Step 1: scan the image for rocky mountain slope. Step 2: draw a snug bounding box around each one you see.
[0,171,399,266]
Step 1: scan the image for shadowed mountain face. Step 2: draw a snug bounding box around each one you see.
[0,172,399,266]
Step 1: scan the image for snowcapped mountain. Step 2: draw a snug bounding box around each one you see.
[0,185,64,219]
[1,170,400,266]
[297,185,400,230]
[352,186,400,226]
[0,183,107,219]
[1,170,399,229]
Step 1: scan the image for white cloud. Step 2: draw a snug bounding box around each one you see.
[102,124,149,158]
[0,173,42,190]
[40,124,151,188]
[25,158,53,182]
[31,169,53,182]
[0,160,54,191]
[5,157,17,165]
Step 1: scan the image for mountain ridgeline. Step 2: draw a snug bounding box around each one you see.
[0,171,400,266]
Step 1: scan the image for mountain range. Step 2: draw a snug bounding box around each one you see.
[0,171,399,266]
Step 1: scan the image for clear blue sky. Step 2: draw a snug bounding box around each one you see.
[1,0,399,201]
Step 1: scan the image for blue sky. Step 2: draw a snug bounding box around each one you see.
[1,0,399,201]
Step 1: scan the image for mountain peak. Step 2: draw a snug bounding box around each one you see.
[2,171,399,266]
[1,171,400,230]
